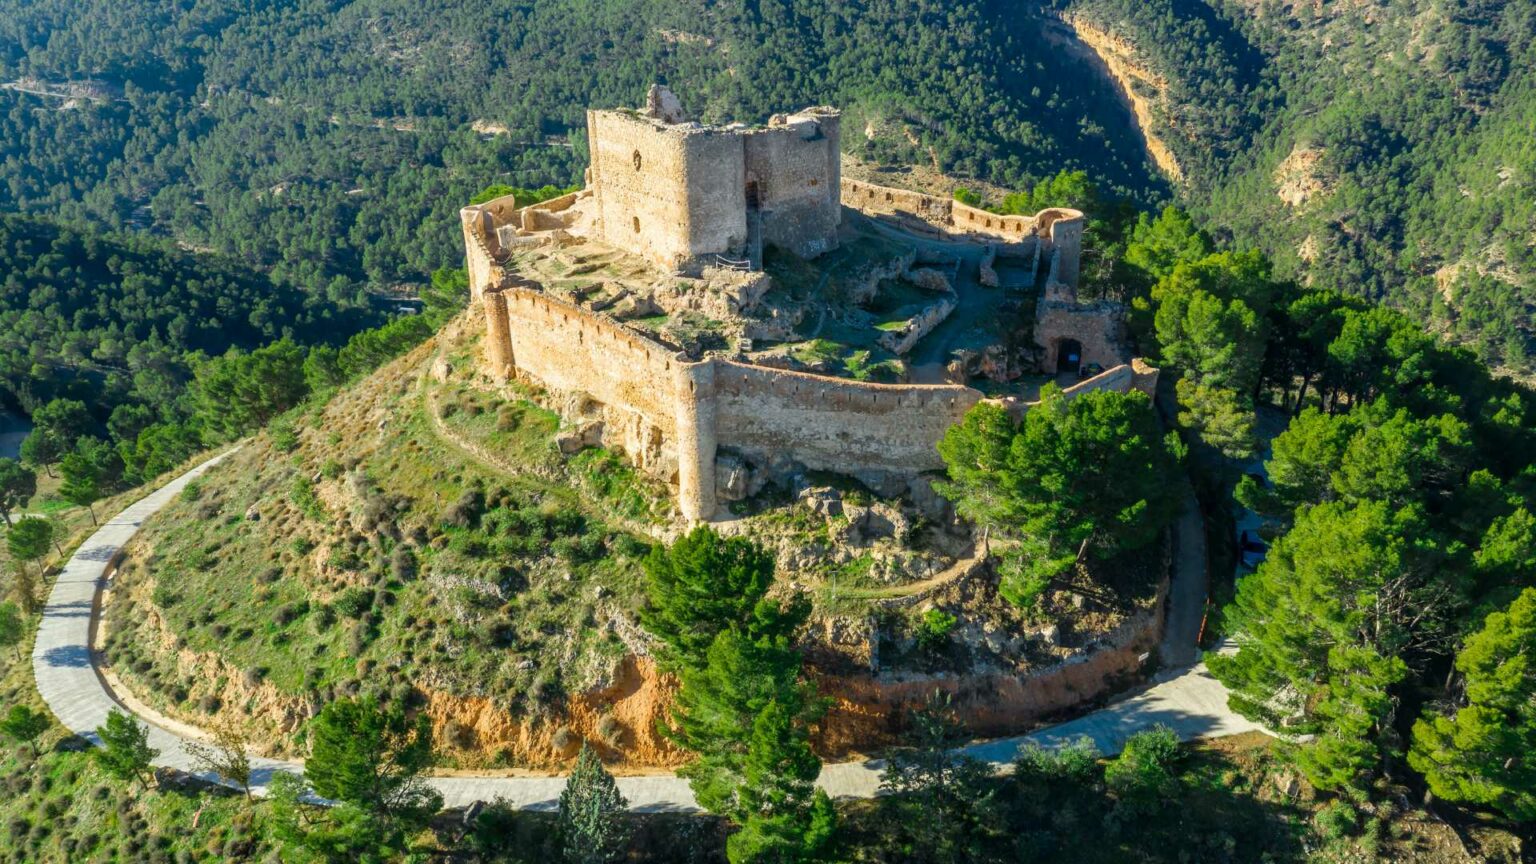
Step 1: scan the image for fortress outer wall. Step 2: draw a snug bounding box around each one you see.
[713,361,979,482]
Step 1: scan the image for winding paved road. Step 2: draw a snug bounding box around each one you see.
[35,452,1261,811]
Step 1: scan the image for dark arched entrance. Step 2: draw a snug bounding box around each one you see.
[1056,338,1083,375]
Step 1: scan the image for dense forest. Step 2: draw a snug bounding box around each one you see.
[1067,0,1536,374]
[0,0,1164,308]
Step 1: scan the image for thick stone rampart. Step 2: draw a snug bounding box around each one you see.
[475,248,1155,522]
[486,285,701,504]
[712,361,980,484]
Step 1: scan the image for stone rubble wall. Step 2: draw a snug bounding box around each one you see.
[840,178,1082,284]
[877,295,958,355]
[817,573,1169,753]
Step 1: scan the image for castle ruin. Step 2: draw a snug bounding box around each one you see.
[587,85,841,272]
[462,88,1153,523]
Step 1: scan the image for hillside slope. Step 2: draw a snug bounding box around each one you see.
[0,0,1165,302]
[1064,0,1536,374]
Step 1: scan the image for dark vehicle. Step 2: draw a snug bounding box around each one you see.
[1238,530,1268,570]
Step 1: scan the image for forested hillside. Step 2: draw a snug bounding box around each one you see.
[0,213,369,414]
[0,0,1164,305]
[1065,0,1536,374]
[5,1,1527,371]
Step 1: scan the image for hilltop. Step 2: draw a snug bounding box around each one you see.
[102,307,1163,770]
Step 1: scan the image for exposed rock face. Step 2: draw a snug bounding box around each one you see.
[714,450,759,501]
[555,419,605,455]
[905,267,952,293]
[813,580,1166,757]
[1273,145,1329,208]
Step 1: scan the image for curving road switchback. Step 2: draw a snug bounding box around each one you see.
[34,451,1261,811]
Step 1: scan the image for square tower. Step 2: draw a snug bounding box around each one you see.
[585,86,840,272]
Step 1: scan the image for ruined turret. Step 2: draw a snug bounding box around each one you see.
[645,84,688,124]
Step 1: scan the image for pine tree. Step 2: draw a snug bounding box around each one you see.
[306,697,440,821]
[185,724,255,802]
[95,708,158,788]
[936,388,1183,607]
[640,526,801,670]
[877,691,1001,863]
[6,517,52,614]
[1409,587,1536,821]
[59,451,102,525]
[1208,500,1446,791]
[557,744,629,864]
[0,705,49,761]
[0,459,35,527]
[0,601,22,659]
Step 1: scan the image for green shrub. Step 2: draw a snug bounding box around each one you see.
[1314,800,1359,841]
[335,587,373,619]
[270,420,299,453]
[1105,725,1181,816]
[914,608,959,652]
[289,476,325,520]
[151,583,179,609]
[390,546,418,581]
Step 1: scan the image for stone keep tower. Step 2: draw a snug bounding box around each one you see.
[586,86,841,272]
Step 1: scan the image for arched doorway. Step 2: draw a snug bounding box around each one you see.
[1056,338,1083,375]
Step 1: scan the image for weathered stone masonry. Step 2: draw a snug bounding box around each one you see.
[463,92,1155,523]
[477,271,984,521]
[586,86,841,272]
[472,239,1153,522]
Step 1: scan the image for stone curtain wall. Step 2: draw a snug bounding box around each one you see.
[712,361,981,483]
[483,285,708,509]
[840,179,1085,290]
[952,200,1038,239]
[480,274,1153,521]
[841,179,1049,243]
